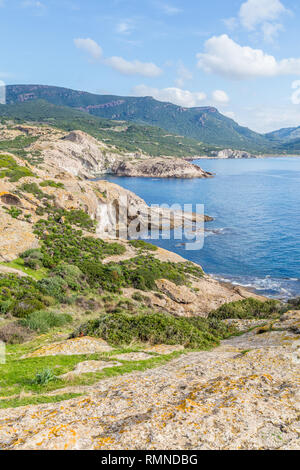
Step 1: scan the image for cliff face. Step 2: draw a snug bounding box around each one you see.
[211,149,257,159]
[0,150,260,316]
[111,157,213,178]
[30,130,122,178]
[26,127,212,179]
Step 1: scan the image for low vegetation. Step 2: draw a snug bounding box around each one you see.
[129,239,158,251]
[20,310,72,333]
[0,153,34,181]
[208,298,286,320]
[71,312,237,349]
[39,180,65,189]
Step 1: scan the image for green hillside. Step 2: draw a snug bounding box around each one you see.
[6,84,278,153]
[265,126,300,143]
[0,99,215,157]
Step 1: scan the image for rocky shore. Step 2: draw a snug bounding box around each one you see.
[111,157,213,179]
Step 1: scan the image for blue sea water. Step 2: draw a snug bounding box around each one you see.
[103,157,300,300]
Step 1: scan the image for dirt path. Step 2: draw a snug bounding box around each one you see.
[0,265,28,277]
[0,312,299,450]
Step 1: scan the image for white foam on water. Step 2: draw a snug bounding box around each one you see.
[211,273,300,300]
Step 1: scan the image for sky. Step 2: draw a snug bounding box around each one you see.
[1,0,300,133]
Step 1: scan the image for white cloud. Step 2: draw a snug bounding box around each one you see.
[291,80,300,105]
[0,0,5,7]
[132,85,206,107]
[157,2,182,15]
[22,0,45,8]
[238,105,300,132]
[224,0,289,42]
[239,0,287,30]
[116,20,134,35]
[106,57,162,77]
[212,90,230,104]
[261,21,283,42]
[175,62,193,87]
[74,38,103,60]
[223,111,236,120]
[74,38,162,77]
[197,35,300,80]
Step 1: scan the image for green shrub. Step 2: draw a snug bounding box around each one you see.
[0,274,48,317]
[38,276,67,301]
[20,310,72,333]
[32,368,56,385]
[287,297,300,309]
[40,180,64,189]
[71,312,235,349]
[34,215,125,268]
[0,154,34,181]
[51,263,85,291]
[129,239,158,251]
[208,298,285,320]
[20,182,53,200]
[4,206,23,219]
[13,299,45,318]
[21,249,44,270]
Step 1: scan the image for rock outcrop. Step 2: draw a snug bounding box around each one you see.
[111,157,213,178]
[1,311,299,450]
[211,149,257,159]
[31,130,121,178]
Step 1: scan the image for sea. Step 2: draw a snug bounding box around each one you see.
[103,157,300,300]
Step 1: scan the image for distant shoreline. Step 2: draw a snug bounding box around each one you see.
[185,154,300,160]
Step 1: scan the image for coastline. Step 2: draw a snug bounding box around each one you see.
[185,154,300,161]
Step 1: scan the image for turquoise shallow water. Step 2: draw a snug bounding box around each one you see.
[103,157,300,300]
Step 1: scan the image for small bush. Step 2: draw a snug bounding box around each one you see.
[208,298,285,320]
[20,310,72,333]
[13,299,45,318]
[287,297,300,309]
[4,206,22,219]
[38,276,67,301]
[21,249,44,270]
[40,180,64,189]
[32,368,56,385]
[71,312,235,349]
[0,154,34,181]
[129,240,158,251]
[51,263,85,291]
[20,182,53,201]
[0,322,31,344]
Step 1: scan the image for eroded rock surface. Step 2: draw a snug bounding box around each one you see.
[111,157,212,179]
[0,312,299,450]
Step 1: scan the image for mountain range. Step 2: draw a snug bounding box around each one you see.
[2,84,300,154]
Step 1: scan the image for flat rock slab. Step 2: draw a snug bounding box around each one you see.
[61,360,121,379]
[114,352,153,361]
[144,344,184,355]
[0,312,299,450]
[26,337,113,357]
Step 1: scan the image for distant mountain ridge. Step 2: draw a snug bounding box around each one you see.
[3,84,300,153]
[4,84,277,152]
[266,126,300,142]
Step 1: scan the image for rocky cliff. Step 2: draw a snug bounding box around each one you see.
[111,157,213,178]
[211,149,257,159]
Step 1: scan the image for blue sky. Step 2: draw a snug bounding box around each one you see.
[1,0,300,132]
